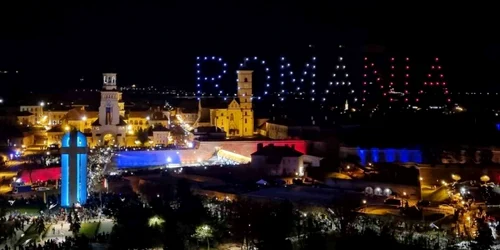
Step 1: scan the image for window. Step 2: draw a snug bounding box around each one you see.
[245,112,247,116]
[245,118,247,123]
[244,78,248,82]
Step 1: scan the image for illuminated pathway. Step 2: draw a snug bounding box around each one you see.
[216,150,250,164]
[175,114,193,134]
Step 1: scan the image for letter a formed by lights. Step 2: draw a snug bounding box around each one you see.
[61,129,88,207]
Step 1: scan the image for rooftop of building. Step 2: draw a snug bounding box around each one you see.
[192,126,225,134]
[127,107,170,120]
[172,98,240,113]
[251,144,303,157]
[65,108,98,120]
[152,125,170,132]
[195,135,278,141]
[92,116,127,126]
[16,111,34,117]
[47,125,64,133]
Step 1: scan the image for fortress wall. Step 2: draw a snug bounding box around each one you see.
[116,140,308,167]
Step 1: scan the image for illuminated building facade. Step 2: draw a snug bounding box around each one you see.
[61,130,88,207]
[92,73,127,146]
[210,70,254,137]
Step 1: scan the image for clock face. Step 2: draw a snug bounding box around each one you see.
[106,100,112,107]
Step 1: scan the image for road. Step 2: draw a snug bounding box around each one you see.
[358,205,402,216]
[0,171,17,194]
[97,219,114,234]
[42,219,115,245]
[0,223,31,249]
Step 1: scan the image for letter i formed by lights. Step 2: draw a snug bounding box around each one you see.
[388,57,395,102]
[196,56,228,96]
[423,57,450,104]
[403,57,411,103]
[279,56,317,102]
[328,53,352,104]
[240,57,270,97]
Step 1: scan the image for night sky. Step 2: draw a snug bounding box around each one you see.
[0,2,498,93]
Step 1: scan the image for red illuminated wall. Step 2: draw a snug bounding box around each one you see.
[20,167,61,183]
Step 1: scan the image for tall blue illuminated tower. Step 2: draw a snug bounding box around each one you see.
[61,130,88,207]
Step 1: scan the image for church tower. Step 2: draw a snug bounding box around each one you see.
[237,70,254,136]
[102,73,125,116]
[93,73,126,146]
[99,73,123,125]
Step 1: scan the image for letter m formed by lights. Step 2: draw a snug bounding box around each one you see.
[61,130,88,207]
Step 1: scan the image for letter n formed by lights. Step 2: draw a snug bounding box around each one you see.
[61,130,88,207]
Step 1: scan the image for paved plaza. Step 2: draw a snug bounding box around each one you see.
[42,219,114,245]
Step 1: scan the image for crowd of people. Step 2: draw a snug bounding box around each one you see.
[0,191,127,250]
[11,236,85,250]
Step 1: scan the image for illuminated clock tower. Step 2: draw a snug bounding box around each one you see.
[92,73,126,146]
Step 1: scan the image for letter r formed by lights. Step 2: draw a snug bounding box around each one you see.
[61,130,88,207]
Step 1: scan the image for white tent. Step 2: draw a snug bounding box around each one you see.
[256,179,268,185]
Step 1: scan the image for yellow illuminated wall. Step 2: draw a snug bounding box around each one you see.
[210,70,254,137]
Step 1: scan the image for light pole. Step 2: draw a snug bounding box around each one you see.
[39,101,45,124]
[81,116,87,132]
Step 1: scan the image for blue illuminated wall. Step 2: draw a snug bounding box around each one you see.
[357,148,422,165]
[61,131,88,207]
[116,150,182,168]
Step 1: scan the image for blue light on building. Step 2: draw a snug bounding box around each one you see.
[61,130,88,207]
[116,150,182,169]
[356,148,423,164]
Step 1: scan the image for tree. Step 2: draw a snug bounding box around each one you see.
[251,202,294,250]
[480,149,493,165]
[136,128,149,145]
[109,202,157,250]
[302,233,327,250]
[466,147,478,163]
[23,162,38,184]
[175,179,208,248]
[193,225,213,250]
[228,199,255,249]
[330,197,358,236]
[344,154,361,166]
[68,208,81,237]
[472,220,494,250]
[35,218,45,241]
